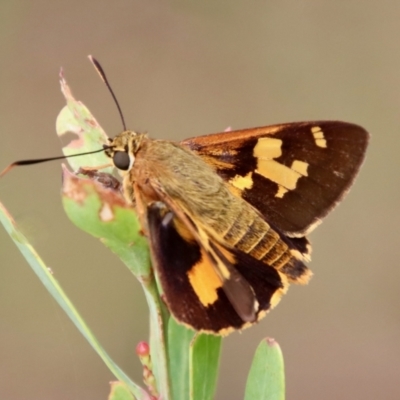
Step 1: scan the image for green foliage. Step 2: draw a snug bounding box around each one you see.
[108,382,136,400]
[0,200,150,400]
[189,330,222,400]
[245,338,285,400]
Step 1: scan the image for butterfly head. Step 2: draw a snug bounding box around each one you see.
[104,130,146,172]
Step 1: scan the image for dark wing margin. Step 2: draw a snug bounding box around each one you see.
[146,202,284,335]
[182,121,369,236]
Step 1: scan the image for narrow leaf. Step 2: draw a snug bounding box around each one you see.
[0,201,150,400]
[108,382,136,400]
[167,317,196,400]
[62,168,171,399]
[244,337,285,400]
[189,332,222,400]
[56,69,173,399]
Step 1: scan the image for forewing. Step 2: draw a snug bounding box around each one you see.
[182,121,368,236]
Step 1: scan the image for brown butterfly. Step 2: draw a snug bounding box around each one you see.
[1,58,368,335]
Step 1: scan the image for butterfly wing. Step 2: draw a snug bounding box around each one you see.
[182,121,368,236]
[146,201,285,334]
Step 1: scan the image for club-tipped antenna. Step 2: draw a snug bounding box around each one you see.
[0,146,110,178]
[88,55,127,131]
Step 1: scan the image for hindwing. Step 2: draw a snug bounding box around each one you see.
[146,202,287,335]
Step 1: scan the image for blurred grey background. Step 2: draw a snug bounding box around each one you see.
[0,1,399,399]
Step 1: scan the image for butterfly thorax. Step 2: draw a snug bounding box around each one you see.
[127,137,309,284]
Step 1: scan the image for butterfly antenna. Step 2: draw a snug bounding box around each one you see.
[0,146,110,178]
[88,55,127,131]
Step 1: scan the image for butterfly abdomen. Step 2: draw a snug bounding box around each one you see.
[217,199,311,283]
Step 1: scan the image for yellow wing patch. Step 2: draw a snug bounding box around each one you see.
[252,137,310,198]
[311,126,327,148]
[256,158,309,198]
[253,137,282,159]
[229,171,254,190]
[291,160,309,176]
[187,247,223,307]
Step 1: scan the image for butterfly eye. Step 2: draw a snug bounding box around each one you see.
[113,151,131,170]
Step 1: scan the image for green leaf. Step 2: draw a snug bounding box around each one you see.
[0,200,151,400]
[56,70,172,399]
[164,318,222,400]
[62,168,171,399]
[61,167,150,276]
[108,382,136,400]
[167,317,196,400]
[189,332,222,400]
[244,337,285,400]
[56,70,112,171]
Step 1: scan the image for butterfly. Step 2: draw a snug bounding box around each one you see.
[100,120,368,335]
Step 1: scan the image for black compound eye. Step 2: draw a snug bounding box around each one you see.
[113,151,130,170]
